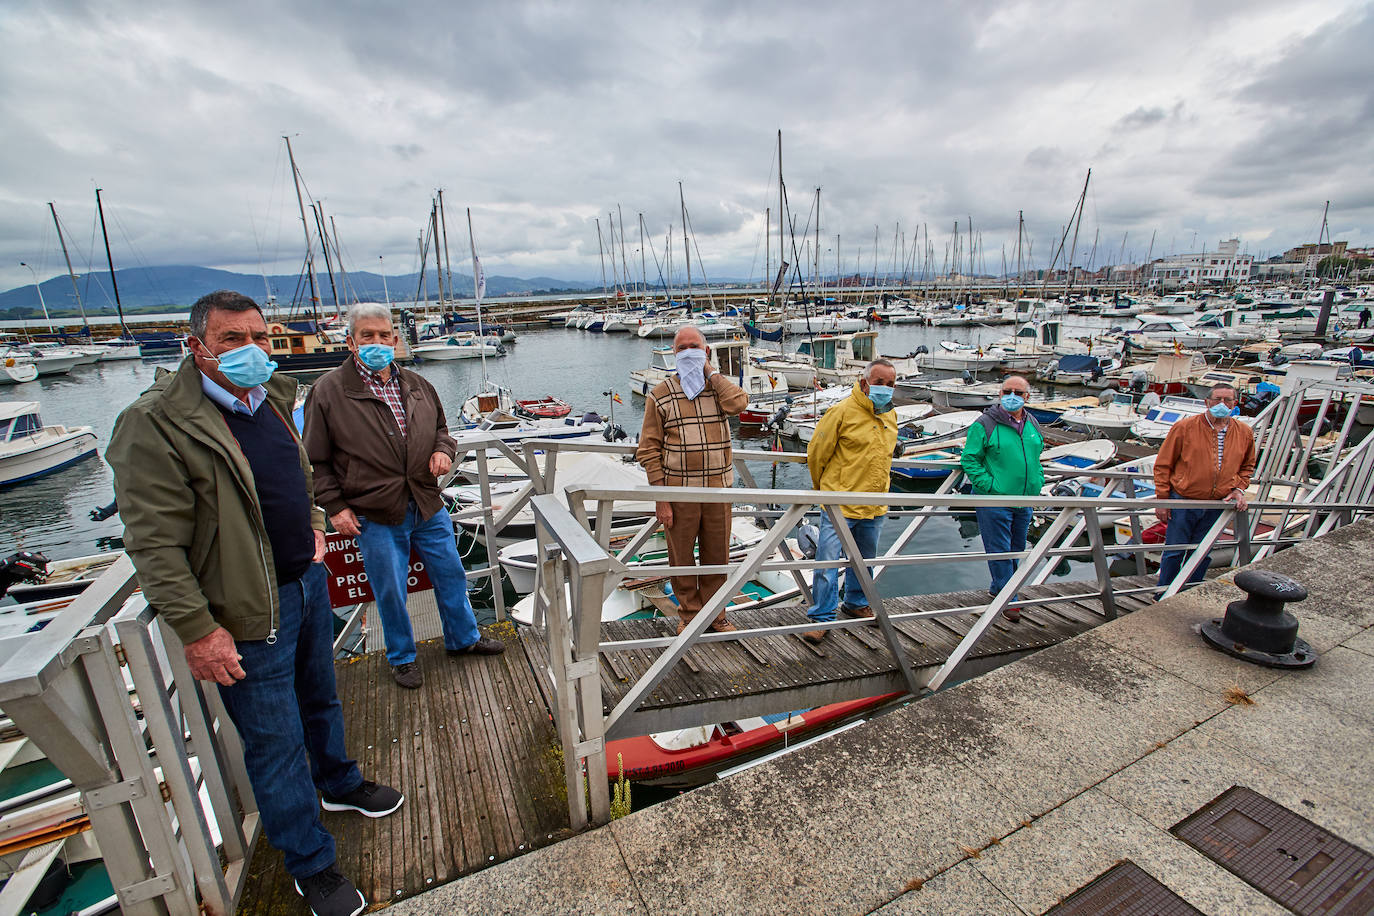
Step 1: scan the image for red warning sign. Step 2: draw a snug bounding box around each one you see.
[319,532,434,609]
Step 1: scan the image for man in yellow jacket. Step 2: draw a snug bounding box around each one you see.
[803,359,899,643]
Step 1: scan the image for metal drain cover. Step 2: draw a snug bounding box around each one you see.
[1045,860,1203,915]
[1172,785,1374,915]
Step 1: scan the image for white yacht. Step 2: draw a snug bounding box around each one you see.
[0,402,99,486]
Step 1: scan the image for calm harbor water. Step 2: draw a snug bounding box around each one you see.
[0,319,1110,599]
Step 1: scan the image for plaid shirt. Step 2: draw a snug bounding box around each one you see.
[636,374,748,487]
[354,355,407,438]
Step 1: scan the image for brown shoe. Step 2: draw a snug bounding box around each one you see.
[1002,606,1022,622]
[392,662,423,689]
[675,616,692,635]
[802,629,829,645]
[840,603,874,619]
[708,616,738,633]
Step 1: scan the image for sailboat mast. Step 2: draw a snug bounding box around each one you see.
[283,136,320,317]
[1016,211,1024,296]
[595,217,609,301]
[438,189,455,308]
[765,206,770,306]
[814,188,821,293]
[94,188,130,337]
[617,205,632,300]
[430,203,446,309]
[328,214,353,309]
[679,182,692,308]
[777,129,785,308]
[466,207,487,380]
[1063,169,1091,298]
[312,202,341,315]
[48,202,89,335]
[638,213,648,297]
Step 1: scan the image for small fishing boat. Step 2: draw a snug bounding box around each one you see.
[1056,394,1142,440]
[0,551,121,604]
[609,693,904,787]
[1129,396,1208,446]
[795,403,934,444]
[411,335,504,360]
[0,403,98,487]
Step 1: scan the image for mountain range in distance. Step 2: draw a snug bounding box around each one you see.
[0,265,610,317]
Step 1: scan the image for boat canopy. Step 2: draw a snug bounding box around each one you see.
[1057,354,1099,373]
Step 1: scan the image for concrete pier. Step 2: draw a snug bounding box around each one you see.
[386,519,1374,915]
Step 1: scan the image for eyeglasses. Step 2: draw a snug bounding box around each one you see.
[1209,397,1237,405]
[1001,388,1028,395]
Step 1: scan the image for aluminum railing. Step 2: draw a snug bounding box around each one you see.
[0,557,256,916]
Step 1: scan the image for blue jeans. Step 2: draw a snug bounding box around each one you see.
[1157,493,1223,589]
[807,513,883,622]
[975,506,1032,596]
[217,563,361,879]
[354,504,480,665]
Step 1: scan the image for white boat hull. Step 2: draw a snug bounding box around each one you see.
[0,428,98,485]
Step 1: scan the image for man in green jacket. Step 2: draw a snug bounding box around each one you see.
[108,291,400,916]
[960,374,1044,621]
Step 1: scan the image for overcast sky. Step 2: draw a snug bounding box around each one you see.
[2,0,1370,293]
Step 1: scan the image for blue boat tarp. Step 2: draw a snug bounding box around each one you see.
[745,323,784,342]
[1057,354,1099,373]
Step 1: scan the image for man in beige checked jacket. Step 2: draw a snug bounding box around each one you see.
[636,326,748,634]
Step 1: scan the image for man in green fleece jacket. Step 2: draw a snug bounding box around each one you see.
[960,374,1044,621]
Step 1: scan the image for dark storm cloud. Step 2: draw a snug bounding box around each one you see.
[0,0,1368,290]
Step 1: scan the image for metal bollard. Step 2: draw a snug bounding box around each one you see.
[1201,570,1315,669]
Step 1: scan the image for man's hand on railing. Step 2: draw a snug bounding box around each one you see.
[1225,488,1249,511]
[185,627,246,685]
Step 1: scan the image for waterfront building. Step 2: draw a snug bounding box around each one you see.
[1148,238,1253,289]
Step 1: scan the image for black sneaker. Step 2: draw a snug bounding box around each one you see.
[321,779,404,818]
[294,864,365,916]
[392,661,422,688]
[447,635,506,657]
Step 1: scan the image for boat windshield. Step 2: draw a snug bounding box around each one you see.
[851,335,875,361]
[0,419,10,441]
[6,413,40,437]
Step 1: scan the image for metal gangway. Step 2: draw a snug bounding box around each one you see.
[520,378,1374,827]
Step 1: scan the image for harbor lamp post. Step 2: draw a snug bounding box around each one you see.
[19,262,55,332]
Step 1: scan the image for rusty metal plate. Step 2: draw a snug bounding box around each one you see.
[1045,860,1203,916]
[1172,785,1374,915]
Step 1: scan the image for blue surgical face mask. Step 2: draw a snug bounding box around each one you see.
[1001,393,1025,413]
[201,340,277,388]
[357,344,395,371]
[867,384,894,412]
[1208,402,1232,419]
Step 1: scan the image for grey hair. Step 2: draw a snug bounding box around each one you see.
[189,290,262,339]
[347,302,394,336]
[672,325,707,347]
[863,358,896,381]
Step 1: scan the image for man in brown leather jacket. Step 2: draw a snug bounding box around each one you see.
[303,303,503,689]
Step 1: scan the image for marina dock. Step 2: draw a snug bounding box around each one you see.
[382,518,1374,916]
[233,577,1168,913]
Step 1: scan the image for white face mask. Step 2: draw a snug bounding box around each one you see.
[675,347,708,399]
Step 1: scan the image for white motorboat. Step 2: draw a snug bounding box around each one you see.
[792,331,880,385]
[922,378,1004,410]
[0,402,99,486]
[782,313,867,334]
[411,335,504,360]
[0,346,79,376]
[750,349,818,388]
[93,338,145,360]
[27,342,98,367]
[1040,439,1118,476]
[450,409,607,452]
[1153,294,1198,315]
[1056,394,1144,441]
[0,357,38,385]
[918,341,1009,374]
[1127,315,1224,350]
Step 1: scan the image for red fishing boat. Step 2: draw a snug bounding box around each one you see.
[514,396,573,419]
[608,693,904,787]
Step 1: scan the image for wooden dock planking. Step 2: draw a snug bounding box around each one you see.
[235,627,569,916]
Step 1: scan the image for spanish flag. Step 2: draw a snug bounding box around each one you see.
[612,393,623,405]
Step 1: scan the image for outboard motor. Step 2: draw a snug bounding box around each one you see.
[1098,389,1118,406]
[795,523,821,559]
[763,403,791,433]
[960,370,974,385]
[1129,370,1148,394]
[1138,391,1161,413]
[602,424,628,442]
[0,551,50,599]
[400,309,418,345]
